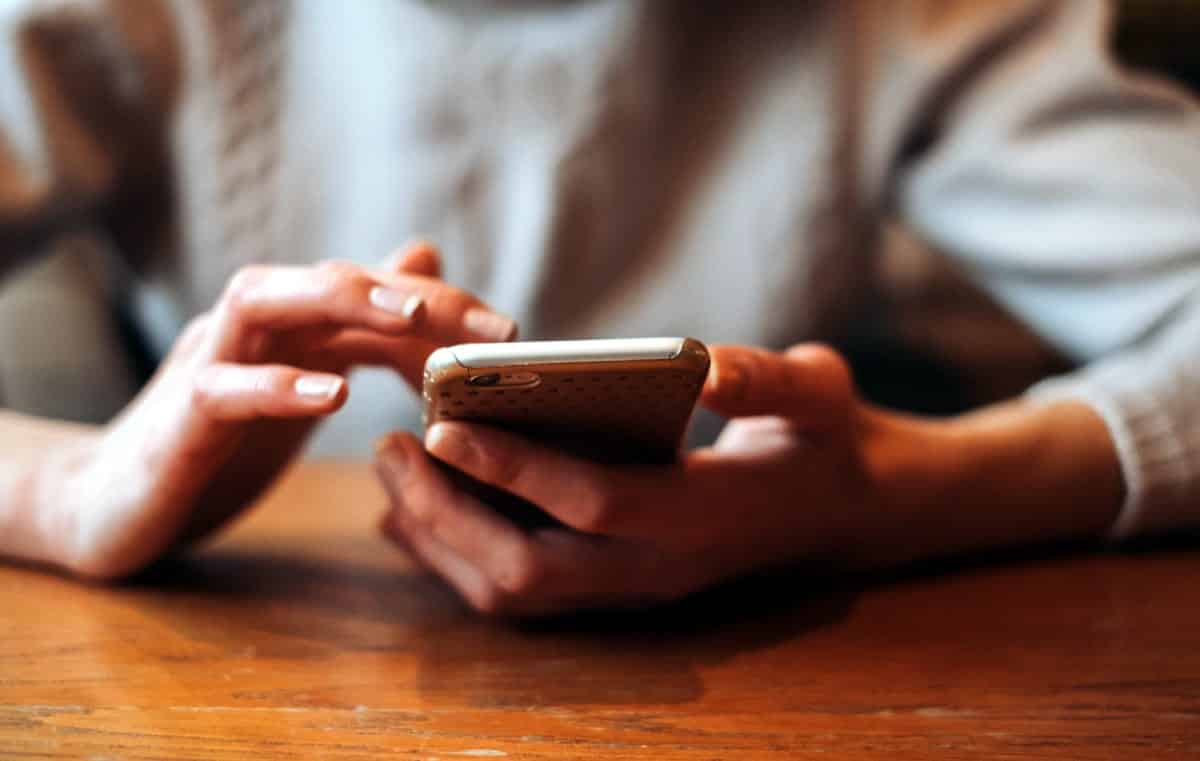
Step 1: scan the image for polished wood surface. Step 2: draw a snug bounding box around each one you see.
[2,462,1197,759]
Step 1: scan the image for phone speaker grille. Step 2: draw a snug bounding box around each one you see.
[429,368,703,456]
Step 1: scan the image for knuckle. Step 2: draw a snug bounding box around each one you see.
[168,313,214,362]
[222,266,270,320]
[402,489,436,526]
[745,349,777,386]
[386,507,418,539]
[323,267,358,291]
[255,367,291,397]
[391,523,421,556]
[786,342,855,401]
[317,261,366,290]
[789,342,849,378]
[179,313,212,344]
[571,483,620,533]
[415,504,444,537]
[316,259,358,277]
[188,369,220,412]
[480,445,525,492]
[225,265,267,300]
[422,283,473,320]
[317,262,372,304]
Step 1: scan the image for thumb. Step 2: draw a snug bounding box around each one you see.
[701,343,854,428]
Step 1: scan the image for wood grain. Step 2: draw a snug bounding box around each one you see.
[1,462,1197,759]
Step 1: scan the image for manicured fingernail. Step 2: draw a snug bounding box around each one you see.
[463,307,518,342]
[374,433,400,456]
[376,436,410,480]
[294,375,343,400]
[370,287,424,319]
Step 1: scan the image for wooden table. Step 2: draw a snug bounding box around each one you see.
[2,462,1197,759]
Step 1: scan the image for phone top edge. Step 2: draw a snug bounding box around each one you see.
[447,337,698,369]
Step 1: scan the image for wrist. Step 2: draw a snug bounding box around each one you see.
[854,399,1124,569]
[851,407,953,569]
[0,413,103,573]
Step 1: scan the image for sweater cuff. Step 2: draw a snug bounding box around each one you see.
[1026,371,1196,540]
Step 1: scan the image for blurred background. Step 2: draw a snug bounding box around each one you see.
[1,1,1198,425]
[847,0,1200,415]
[1115,0,1200,92]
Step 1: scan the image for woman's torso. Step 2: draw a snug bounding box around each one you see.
[135,0,869,454]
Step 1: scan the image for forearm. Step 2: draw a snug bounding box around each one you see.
[859,399,1124,569]
[0,410,100,569]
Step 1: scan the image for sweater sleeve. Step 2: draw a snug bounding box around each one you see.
[888,0,1200,538]
[0,0,178,274]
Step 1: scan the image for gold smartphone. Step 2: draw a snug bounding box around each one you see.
[423,337,710,466]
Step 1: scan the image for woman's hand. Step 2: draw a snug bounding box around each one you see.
[36,242,517,579]
[373,344,886,615]
[374,342,1125,617]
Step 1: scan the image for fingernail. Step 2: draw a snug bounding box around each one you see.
[425,422,472,466]
[294,375,344,400]
[374,432,400,456]
[376,437,410,481]
[463,307,518,342]
[370,287,425,319]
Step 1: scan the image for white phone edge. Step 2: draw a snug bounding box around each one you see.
[442,337,689,369]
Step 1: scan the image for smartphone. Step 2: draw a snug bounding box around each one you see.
[423,337,711,466]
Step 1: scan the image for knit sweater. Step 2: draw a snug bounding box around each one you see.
[0,0,1198,538]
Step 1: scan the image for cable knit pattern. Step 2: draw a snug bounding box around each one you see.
[195,0,289,268]
[1029,297,1200,538]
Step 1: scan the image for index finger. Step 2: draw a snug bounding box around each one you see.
[375,270,518,345]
